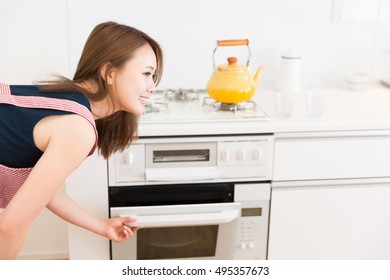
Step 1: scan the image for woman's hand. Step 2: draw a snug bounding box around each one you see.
[46,189,142,244]
[103,216,142,243]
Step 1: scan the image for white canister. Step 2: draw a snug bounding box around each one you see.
[276,48,302,93]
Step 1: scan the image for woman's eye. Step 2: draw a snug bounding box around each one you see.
[144,72,152,77]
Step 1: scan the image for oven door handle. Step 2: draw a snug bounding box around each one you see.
[145,167,218,181]
[114,203,241,228]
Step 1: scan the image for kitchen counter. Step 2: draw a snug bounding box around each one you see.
[138,84,390,137]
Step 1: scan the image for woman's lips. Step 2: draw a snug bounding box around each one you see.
[139,96,150,105]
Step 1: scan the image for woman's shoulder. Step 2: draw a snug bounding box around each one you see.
[31,114,98,188]
[35,114,97,157]
[56,114,96,146]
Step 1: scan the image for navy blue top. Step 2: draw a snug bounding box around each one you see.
[0,85,92,168]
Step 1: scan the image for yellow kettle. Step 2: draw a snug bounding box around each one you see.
[206,39,263,104]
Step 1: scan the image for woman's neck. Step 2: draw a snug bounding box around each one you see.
[77,80,116,120]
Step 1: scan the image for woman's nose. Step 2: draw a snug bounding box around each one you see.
[148,83,156,94]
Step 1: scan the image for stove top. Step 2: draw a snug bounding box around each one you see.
[141,89,269,123]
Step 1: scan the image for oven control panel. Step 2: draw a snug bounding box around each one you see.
[233,183,270,260]
[108,135,274,186]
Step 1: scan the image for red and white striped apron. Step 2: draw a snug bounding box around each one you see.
[0,83,97,209]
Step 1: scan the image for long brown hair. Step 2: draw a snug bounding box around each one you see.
[40,21,163,159]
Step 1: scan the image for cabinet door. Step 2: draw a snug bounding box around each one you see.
[66,152,110,260]
[273,132,390,181]
[268,182,390,259]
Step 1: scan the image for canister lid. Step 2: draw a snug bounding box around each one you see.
[281,48,301,59]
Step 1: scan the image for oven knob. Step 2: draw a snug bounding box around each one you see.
[220,150,230,161]
[240,242,247,249]
[248,242,255,249]
[237,150,246,161]
[253,148,263,161]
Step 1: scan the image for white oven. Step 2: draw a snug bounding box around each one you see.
[108,134,273,260]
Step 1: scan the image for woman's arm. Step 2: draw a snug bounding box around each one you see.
[46,189,141,242]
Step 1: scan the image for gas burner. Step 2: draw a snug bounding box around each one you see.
[144,98,169,114]
[202,97,257,114]
[220,102,257,112]
[164,88,199,102]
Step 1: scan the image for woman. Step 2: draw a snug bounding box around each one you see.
[0,21,163,259]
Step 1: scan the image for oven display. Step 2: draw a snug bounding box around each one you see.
[153,149,210,163]
[241,207,262,217]
[145,142,217,168]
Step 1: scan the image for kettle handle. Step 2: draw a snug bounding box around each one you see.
[212,39,251,70]
[217,39,249,47]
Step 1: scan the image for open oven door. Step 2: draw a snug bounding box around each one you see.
[110,202,240,260]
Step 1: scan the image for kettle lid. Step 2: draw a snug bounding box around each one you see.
[217,57,247,72]
[281,48,301,59]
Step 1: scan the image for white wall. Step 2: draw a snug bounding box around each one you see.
[0,0,70,83]
[1,0,389,259]
[67,0,390,89]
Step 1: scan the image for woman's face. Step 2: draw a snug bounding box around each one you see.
[109,43,157,115]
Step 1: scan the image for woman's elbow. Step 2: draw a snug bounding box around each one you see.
[0,215,28,239]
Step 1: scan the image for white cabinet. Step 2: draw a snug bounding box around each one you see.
[273,131,390,181]
[66,152,110,260]
[268,180,390,259]
[269,131,390,259]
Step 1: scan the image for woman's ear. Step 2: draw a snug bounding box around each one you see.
[100,62,115,85]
